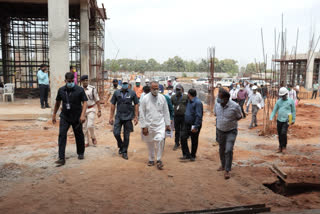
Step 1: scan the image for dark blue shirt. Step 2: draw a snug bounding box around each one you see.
[184,97,203,128]
[111,89,139,120]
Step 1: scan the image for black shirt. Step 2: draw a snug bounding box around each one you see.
[56,85,88,122]
[111,89,139,121]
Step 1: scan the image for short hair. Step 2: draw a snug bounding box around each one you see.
[218,88,230,99]
[65,72,74,80]
[70,65,74,70]
[40,64,47,69]
[188,89,197,97]
[151,81,159,86]
[143,86,150,93]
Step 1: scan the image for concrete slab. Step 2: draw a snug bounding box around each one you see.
[0,99,51,121]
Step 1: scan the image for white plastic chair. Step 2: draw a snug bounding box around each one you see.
[3,83,15,102]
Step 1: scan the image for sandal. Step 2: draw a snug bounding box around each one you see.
[148,161,155,166]
[157,160,164,170]
[224,171,231,179]
[217,166,225,171]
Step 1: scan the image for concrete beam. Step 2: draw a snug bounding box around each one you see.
[306,52,315,90]
[48,0,69,107]
[80,0,90,78]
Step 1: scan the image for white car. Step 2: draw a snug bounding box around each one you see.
[216,78,235,87]
[192,78,209,85]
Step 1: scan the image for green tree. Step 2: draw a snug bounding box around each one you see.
[218,59,239,77]
[147,58,160,71]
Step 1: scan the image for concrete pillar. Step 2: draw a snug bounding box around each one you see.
[48,0,69,107]
[80,0,90,78]
[306,52,315,90]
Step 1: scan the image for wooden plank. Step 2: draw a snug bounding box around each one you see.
[269,166,286,182]
[272,164,287,179]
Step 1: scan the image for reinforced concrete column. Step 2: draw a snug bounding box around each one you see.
[306,53,315,90]
[80,0,90,78]
[48,0,69,107]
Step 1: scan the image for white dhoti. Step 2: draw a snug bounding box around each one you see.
[83,110,96,144]
[143,127,165,161]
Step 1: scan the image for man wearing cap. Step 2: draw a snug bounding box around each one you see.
[80,75,102,147]
[109,77,139,160]
[270,87,296,154]
[246,85,263,129]
[133,78,143,99]
[171,84,188,151]
[145,79,150,87]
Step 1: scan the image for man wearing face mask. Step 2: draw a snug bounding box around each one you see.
[106,79,120,103]
[171,84,188,151]
[109,78,139,160]
[180,89,203,161]
[214,88,242,179]
[270,87,296,154]
[139,81,171,169]
[52,72,88,166]
[166,85,174,98]
[133,78,143,99]
[246,85,263,129]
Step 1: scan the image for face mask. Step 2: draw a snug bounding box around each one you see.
[113,84,118,88]
[66,82,75,88]
[168,90,172,94]
[136,83,140,87]
[122,84,128,90]
[151,89,159,96]
[176,91,182,96]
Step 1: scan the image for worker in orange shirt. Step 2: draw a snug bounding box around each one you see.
[133,78,143,99]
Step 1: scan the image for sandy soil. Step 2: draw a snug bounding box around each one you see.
[0,99,319,214]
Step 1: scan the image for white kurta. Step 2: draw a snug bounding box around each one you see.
[139,93,171,161]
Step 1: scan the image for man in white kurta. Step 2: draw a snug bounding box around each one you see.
[139,81,171,169]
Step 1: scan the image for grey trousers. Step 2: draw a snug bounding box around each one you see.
[250,105,259,127]
[216,128,238,172]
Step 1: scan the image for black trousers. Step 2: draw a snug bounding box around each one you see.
[277,120,288,149]
[311,90,318,99]
[39,84,49,107]
[181,123,201,158]
[58,117,85,159]
[232,98,238,103]
[113,118,133,154]
[174,115,184,146]
[238,99,246,118]
[216,129,237,172]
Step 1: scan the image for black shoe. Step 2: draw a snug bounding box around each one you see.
[55,159,65,166]
[122,153,128,160]
[190,157,196,162]
[179,156,190,160]
[173,144,180,151]
[45,104,50,108]
[41,106,45,109]
[78,154,84,160]
[157,160,164,170]
[118,149,123,155]
[148,161,155,166]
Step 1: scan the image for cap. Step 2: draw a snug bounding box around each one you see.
[145,79,150,82]
[80,75,88,81]
[122,78,129,83]
[176,84,183,90]
[136,78,141,83]
[252,85,258,90]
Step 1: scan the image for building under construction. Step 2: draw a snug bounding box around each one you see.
[0,0,106,104]
[274,52,320,89]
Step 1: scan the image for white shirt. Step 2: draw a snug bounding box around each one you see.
[229,88,239,100]
[139,93,170,132]
[246,85,253,98]
[83,85,100,112]
[247,92,264,108]
[288,89,297,102]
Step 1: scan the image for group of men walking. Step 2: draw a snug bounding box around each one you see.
[45,68,296,180]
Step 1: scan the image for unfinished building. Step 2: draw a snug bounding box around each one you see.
[274,52,320,89]
[0,0,106,105]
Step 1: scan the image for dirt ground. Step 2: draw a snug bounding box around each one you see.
[0,97,319,214]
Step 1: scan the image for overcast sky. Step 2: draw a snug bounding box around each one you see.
[98,0,320,67]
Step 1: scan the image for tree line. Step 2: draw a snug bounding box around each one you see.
[104,56,269,77]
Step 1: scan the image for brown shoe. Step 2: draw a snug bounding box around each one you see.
[276,148,282,153]
[224,171,231,179]
[217,166,225,171]
[92,138,97,146]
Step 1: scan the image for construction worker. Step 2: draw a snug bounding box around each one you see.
[247,85,263,129]
[80,75,101,147]
[270,87,296,154]
[133,78,143,99]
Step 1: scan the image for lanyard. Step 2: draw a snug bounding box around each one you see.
[65,91,72,104]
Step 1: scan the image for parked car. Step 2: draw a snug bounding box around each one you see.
[192,78,209,85]
[216,78,235,87]
[152,76,167,86]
